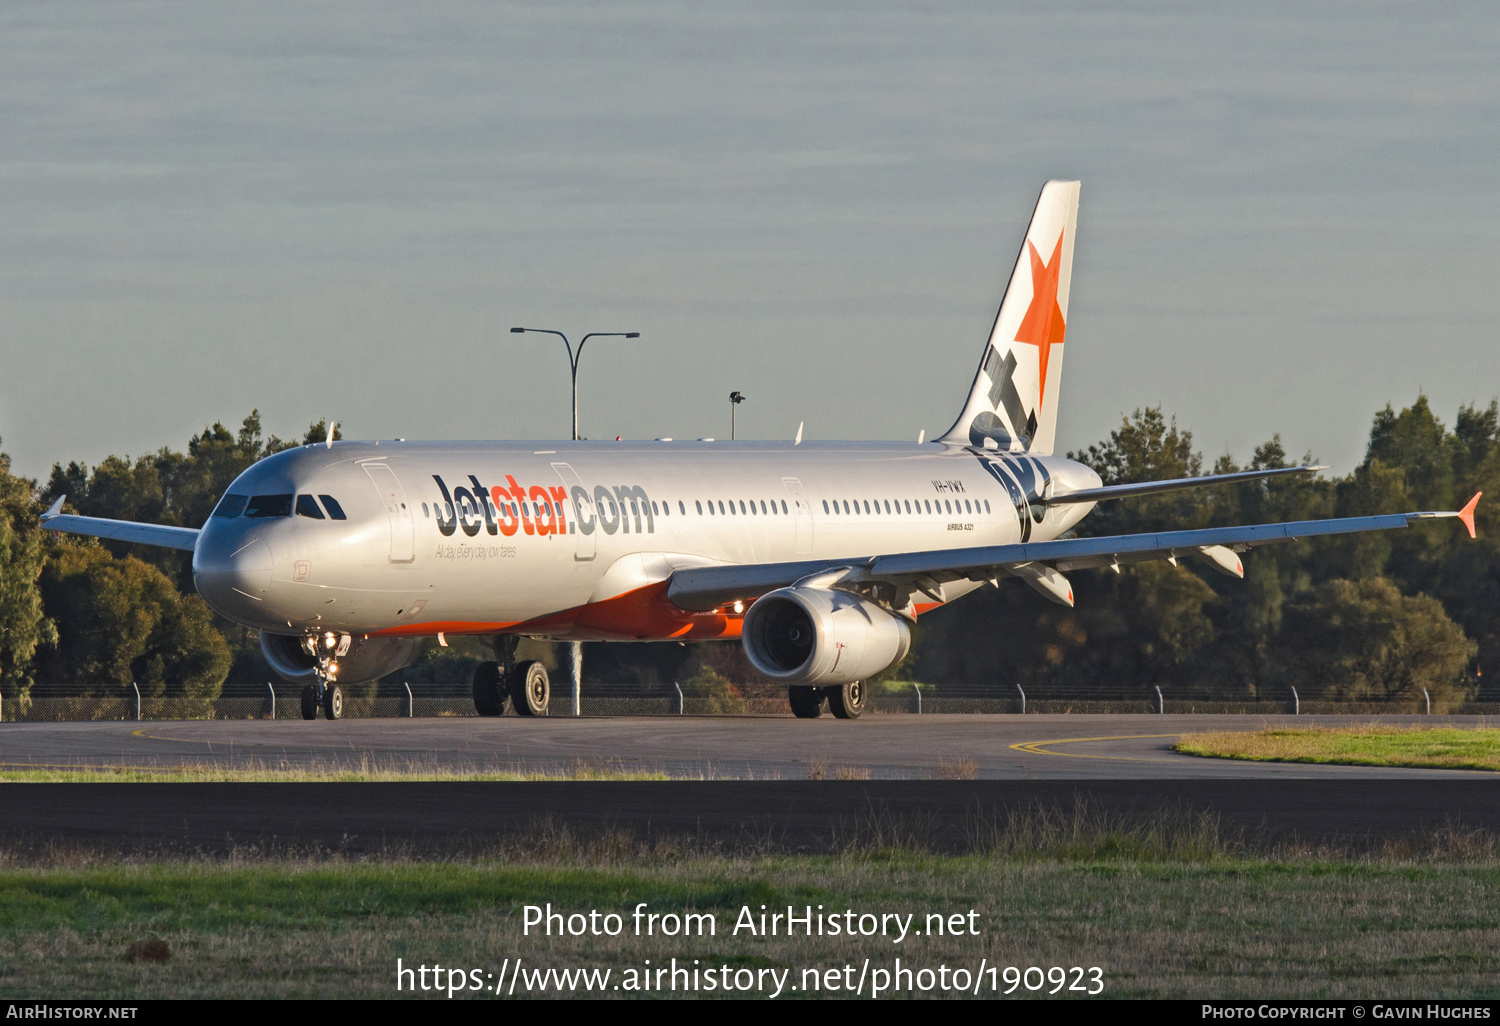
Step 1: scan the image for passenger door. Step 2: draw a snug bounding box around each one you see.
[361,461,415,563]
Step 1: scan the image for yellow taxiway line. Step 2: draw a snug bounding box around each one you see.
[1010,734,1182,763]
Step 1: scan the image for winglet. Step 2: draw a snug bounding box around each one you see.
[41,495,64,520]
[1458,492,1481,539]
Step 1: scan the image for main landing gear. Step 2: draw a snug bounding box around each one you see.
[787,681,866,720]
[300,631,349,721]
[472,636,551,717]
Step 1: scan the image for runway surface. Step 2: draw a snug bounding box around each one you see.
[1,715,1494,852]
[1,713,1493,780]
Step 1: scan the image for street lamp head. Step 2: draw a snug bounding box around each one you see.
[510,327,525,333]
[625,332,640,338]
[730,391,746,404]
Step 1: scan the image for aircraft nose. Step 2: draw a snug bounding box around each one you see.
[193,539,274,621]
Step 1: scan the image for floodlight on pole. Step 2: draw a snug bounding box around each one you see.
[729,391,747,441]
[509,328,639,441]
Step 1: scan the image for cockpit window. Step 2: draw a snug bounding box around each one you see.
[213,494,248,519]
[295,495,325,520]
[318,495,348,520]
[244,494,293,519]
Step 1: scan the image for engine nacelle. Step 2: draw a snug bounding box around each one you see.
[742,587,911,686]
[260,632,422,685]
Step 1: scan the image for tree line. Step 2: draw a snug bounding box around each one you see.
[0,397,1493,710]
[914,397,1496,703]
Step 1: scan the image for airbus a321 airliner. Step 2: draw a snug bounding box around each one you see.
[41,181,1481,721]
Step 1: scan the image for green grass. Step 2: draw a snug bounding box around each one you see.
[1,855,1498,998]
[1176,725,1500,772]
[1,808,1498,999]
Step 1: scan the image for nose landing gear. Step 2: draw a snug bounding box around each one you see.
[299,631,350,720]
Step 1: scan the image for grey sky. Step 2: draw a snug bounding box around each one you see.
[1,1,1496,481]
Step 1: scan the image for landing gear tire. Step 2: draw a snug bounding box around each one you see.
[322,684,343,721]
[509,660,550,717]
[472,661,507,716]
[788,686,825,719]
[827,680,866,720]
[301,686,318,720]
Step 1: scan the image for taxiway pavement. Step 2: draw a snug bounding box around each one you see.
[4,716,1493,853]
[1,713,1491,780]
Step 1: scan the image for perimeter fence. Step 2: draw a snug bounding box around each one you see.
[2,681,1494,721]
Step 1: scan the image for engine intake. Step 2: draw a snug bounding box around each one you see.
[742,587,910,686]
[260,632,421,685]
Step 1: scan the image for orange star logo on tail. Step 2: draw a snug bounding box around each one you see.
[1013,229,1066,407]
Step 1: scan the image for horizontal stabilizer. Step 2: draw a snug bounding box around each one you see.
[1045,465,1327,506]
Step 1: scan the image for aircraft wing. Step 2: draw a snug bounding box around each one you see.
[39,497,200,552]
[667,493,1480,612]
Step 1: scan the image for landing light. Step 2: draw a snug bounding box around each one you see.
[733,601,744,614]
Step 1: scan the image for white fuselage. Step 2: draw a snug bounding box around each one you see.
[191,439,1100,642]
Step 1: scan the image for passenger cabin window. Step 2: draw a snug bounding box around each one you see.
[984,499,991,513]
[213,494,248,519]
[295,495,326,520]
[822,500,829,514]
[696,501,704,514]
[781,500,788,514]
[245,494,293,519]
[679,501,687,515]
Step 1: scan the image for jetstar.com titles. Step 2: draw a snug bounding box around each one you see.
[431,474,654,540]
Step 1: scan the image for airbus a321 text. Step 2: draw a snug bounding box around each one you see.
[41,181,1482,721]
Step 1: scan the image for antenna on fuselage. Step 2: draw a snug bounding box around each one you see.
[326,421,337,449]
[795,421,803,445]
[918,429,925,444]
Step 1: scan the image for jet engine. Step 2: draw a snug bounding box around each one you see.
[260,632,422,685]
[742,587,911,686]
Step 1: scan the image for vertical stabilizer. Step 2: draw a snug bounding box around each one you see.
[939,180,1080,454]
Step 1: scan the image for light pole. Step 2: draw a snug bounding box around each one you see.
[729,391,746,440]
[510,328,640,441]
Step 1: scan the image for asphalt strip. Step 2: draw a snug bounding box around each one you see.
[1,779,1497,853]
